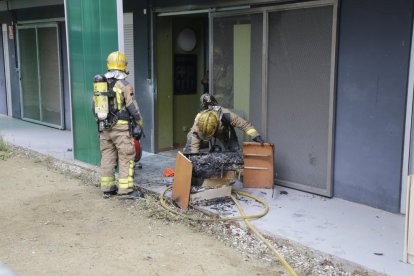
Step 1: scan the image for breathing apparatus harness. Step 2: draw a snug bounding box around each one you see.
[93,74,130,132]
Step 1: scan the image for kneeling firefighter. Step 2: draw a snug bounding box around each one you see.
[183,93,264,154]
[93,51,144,198]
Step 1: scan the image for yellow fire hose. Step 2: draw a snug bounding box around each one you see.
[160,185,297,276]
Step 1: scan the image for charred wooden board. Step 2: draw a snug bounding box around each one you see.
[172,152,192,210]
[190,186,232,204]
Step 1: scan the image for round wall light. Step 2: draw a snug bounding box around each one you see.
[177,28,197,52]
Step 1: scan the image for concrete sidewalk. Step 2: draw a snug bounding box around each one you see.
[0,262,14,276]
[1,115,414,276]
[0,115,73,161]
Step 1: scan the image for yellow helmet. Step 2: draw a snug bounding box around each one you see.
[107,51,128,71]
[197,110,219,140]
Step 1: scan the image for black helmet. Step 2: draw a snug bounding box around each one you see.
[200,93,218,109]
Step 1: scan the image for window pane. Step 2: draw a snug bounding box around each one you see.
[19,28,40,120]
[212,13,263,120]
[267,6,333,191]
[38,27,61,126]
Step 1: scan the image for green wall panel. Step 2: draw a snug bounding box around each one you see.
[66,0,118,164]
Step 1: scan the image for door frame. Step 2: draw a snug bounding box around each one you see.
[401,15,414,213]
[1,24,12,116]
[16,22,64,129]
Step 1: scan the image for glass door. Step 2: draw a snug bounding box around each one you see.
[18,23,63,128]
[266,4,336,196]
[210,0,337,196]
[210,12,264,143]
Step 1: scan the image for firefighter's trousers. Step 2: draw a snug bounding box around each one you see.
[99,123,135,194]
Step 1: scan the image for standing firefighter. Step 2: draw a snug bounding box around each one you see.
[93,51,143,198]
[183,93,264,153]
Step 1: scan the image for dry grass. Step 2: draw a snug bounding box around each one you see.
[0,135,10,152]
[0,135,12,160]
[132,193,207,229]
[135,195,177,220]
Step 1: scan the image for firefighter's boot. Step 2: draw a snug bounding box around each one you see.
[118,190,143,200]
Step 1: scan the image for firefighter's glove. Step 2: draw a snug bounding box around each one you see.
[253,135,265,145]
[132,125,143,140]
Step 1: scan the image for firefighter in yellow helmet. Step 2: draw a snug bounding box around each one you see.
[93,51,144,198]
[183,93,264,153]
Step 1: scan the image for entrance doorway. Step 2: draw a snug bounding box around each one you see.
[17,23,64,129]
[155,13,208,152]
[154,1,337,197]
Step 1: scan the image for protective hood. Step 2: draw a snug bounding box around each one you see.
[105,70,128,80]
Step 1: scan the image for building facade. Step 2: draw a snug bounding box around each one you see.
[0,0,413,213]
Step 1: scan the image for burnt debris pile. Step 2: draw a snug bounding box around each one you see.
[187,152,243,179]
